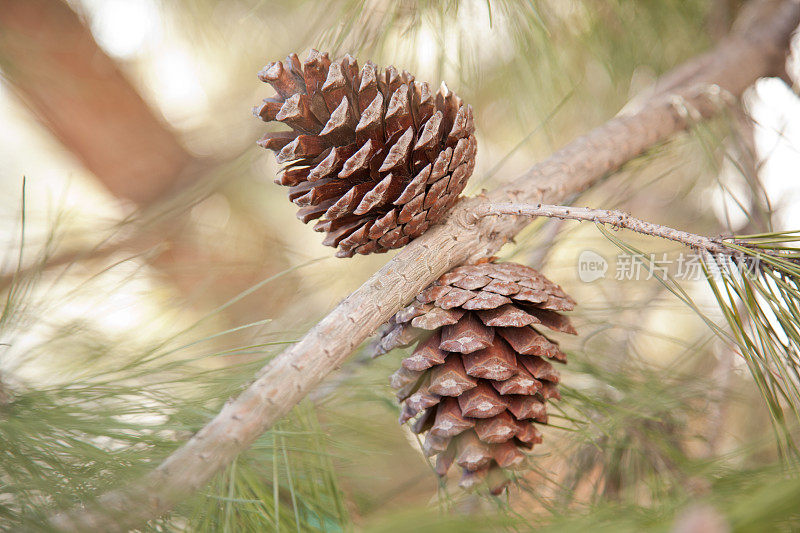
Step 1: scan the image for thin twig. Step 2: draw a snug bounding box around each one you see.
[472,203,734,255]
[472,202,795,265]
[50,2,800,530]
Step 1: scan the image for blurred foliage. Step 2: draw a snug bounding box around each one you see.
[0,213,348,530]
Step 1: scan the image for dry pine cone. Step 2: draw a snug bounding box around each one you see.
[372,261,576,493]
[254,51,477,257]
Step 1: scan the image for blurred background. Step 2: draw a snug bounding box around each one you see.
[2,0,800,531]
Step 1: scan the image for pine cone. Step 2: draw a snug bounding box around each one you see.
[254,51,477,258]
[371,261,576,493]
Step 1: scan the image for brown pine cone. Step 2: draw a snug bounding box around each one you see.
[254,51,477,258]
[371,261,576,493]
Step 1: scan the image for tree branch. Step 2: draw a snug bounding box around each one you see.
[472,203,735,255]
[50,1,800,530]
[0,0,196,204]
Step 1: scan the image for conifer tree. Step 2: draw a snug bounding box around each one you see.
[1,1,800,531]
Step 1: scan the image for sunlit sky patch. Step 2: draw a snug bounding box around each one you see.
[82,0,161,59]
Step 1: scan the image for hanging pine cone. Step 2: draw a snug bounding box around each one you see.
[254,51,477,258]
[371,261,576,493]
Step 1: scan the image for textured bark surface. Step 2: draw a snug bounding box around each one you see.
[0,0,195,204]
[50,1,800,530]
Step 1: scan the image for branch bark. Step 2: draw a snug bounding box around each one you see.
[50,1,800,530]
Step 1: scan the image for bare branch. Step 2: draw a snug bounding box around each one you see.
[471,201,795,265]
[50,1,800,530]
[472,203,734,255]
